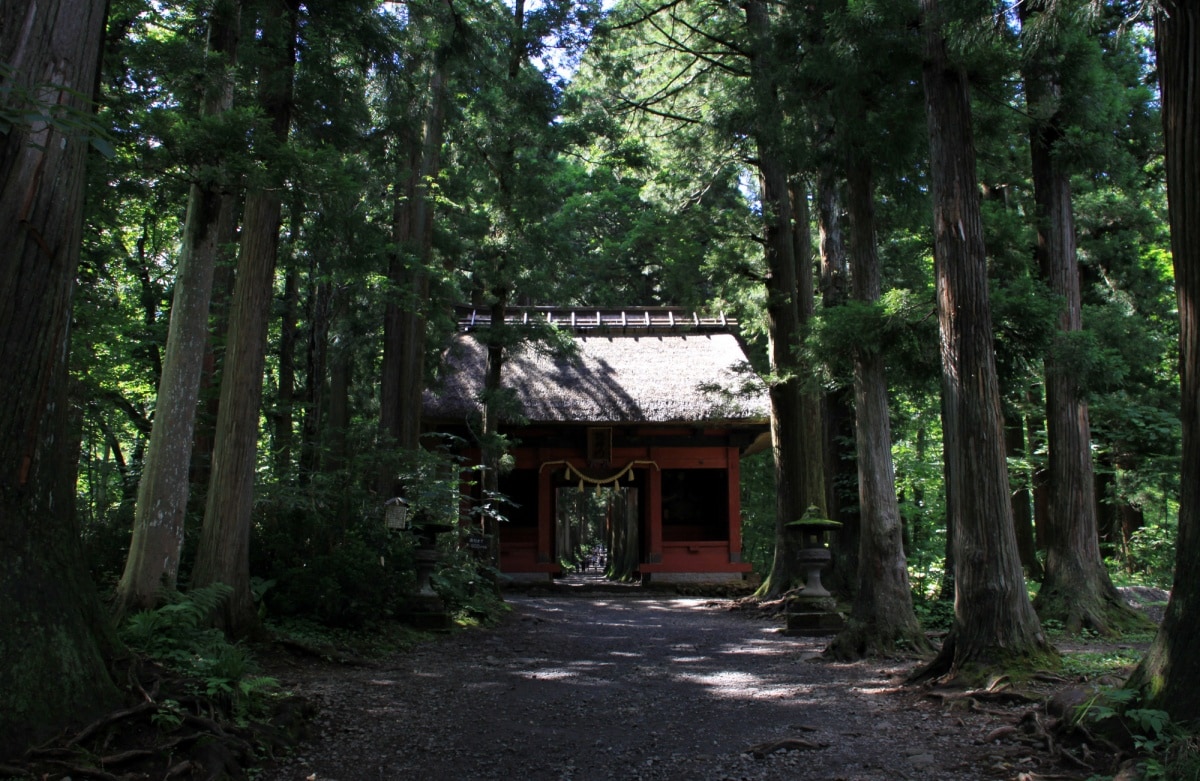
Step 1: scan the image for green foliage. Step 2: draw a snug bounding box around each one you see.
[738,453,777,578]
[65,0,1179,665]
[1117,523,1177,588]
[119,584,279,720]
[430,546,508,624]
[822,290,938,380]
[1075,688,1200,781]
[0,63,116,155]
[150,699,185,732]
[911,593,955,633]
[893,391,948,596]
[250,495,419,629]
[1059,647,1143,679]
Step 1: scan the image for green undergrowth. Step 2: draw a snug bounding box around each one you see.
[120,584,282,721]
[429,549,510,625]
[1059,646,1145,679]
[1044,620,1158,644]
[912,593,956,633]
[1076,688,1200,781]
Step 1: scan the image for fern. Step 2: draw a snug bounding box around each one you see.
[119,584,278,720]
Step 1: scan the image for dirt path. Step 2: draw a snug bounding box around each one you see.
[258,594,1087,781]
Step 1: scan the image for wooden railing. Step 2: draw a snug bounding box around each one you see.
[456,305,735,334]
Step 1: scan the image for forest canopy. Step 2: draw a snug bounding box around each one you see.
[4,0,1200,765]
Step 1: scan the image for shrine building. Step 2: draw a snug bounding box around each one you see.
[421,306,770,583]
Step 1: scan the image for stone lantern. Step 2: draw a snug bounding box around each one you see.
[784,510,845,636]
[386,497,454,631]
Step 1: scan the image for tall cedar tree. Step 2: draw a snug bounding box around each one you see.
[116,0,241,617]
[0,0,121,752]
[192,0,299,635]
[1019,0,1146,636]
[744,0,816,597]
[1127,0,1200,720]
[815,162,860,592]
[912,0,1053,681]
[826,156,931,659]
[380,0,455,468]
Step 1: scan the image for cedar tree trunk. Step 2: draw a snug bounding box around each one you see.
[481,291,509,567]
[827,157,930,659]
[1020,0,1145,635]
[192,0,297,636]
[816,165,859,594]
[913,0,1052,681]
[380,9,452,470]
[0,0,120,753]
[116,0,240,617]
[745,0,809,597]
[1127,0,1200,720]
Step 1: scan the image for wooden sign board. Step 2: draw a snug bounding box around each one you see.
[587,427,612,467]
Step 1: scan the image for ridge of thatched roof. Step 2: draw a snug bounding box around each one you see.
[423,328,769,426]
[455,305,737,336]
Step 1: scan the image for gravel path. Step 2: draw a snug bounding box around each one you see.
[258,594,1081,781]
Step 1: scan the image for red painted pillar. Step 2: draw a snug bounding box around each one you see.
[647,462,663,564]
[727,447,743,562]
[537,460,553,565]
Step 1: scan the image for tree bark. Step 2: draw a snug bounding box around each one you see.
[745,0,808,597]
[0,0,120,753]
[827,156,930,659]
[791,180,828,525]
[1005,412,1042,579]
[481,291,509,567]
[1128,0,1200,720]
[192,0,298,636]
[274,258,299,477]
[299,264,331,482]
[116,0,240,617]
[913,0,1051,681]
[815,164,859,594]
[379,6,452,472]
[1020,0,1143,635]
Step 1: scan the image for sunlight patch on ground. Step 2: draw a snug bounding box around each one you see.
[718,638,802,658]
[515,658,621,681]
[848,682,904,696]
[591,620,664,629]
[647,598,719,612]
[521,669,579,681]
[671,670,809,700]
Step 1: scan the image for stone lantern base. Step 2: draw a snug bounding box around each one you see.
[784,594,846,636]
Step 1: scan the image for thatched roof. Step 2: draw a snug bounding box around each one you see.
[423,330,769,426]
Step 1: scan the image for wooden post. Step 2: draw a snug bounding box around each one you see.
[727,446,743,561]
[647,459,663,564]
[537,457,553,564]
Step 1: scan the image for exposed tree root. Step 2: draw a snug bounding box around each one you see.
[58,701,157,749]
[4,656,313,781]
[823,618,933,661]
[952,677,1152,780]
[908,631,956,683]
